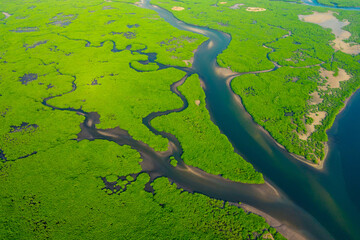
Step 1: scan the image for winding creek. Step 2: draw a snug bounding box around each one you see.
[42,0,360,239]
[138,1,360,239]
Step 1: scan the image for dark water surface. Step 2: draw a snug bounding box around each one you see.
[301,0,360,10]
[139,1,360,239]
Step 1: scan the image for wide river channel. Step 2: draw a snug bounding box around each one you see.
[139,1,360,239]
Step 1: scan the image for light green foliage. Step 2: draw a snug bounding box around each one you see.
[153,75,264,183]
[153,0,360,161]
[0,0,273,239]
[152,0,334,71]
[232,67,324,161]
[0,0,206,152]
[170,156,177,167]
[0,142,280,239]
[130,61,159,71]
[338,10,360,44]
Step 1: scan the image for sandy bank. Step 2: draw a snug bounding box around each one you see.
[299,11,360,55]
[171,6,185,11]
[182,49,197,67]
[246,7,266,12]
[229,202,307,240]
[219,2,227,4]
[183,58,193,66]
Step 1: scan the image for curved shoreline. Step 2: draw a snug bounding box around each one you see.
[35,0,358,239]
[301,0,360,10]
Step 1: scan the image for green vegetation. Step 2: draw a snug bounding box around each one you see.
[317,0,360,8]
[153,74,264,183]
[0,0,276,239]
[152,0,335,71]
[130,60,159,71]
[0,140,283,239]
[232,67,324,161]
[0,0,206,153]
[153,0,360,162]
[337,10,360,44]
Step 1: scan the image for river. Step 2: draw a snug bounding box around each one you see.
[136,0,360,239]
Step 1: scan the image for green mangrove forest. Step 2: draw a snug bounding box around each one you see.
[1,0,360,239]
[154,0,360,163]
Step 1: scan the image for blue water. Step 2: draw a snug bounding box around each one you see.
[301,0,360,10]
[142,0,360,239]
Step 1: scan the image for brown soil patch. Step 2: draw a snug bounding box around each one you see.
[299,11,360,55]
[246,7,266,12]
[309,91,323,105]
[299,111,327,141]
[171,6,185,11]
[320,68,351,89]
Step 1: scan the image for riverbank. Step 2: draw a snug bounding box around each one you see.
[230,202,307,240]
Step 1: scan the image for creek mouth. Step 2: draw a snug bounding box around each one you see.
[138,1,360,240]
[40,0,360,239]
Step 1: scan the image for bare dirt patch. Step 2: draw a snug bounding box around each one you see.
[246,7,266,12]
[320,68,351,89]
[171,6,185,11]
[299,11,360,55]
[309,91,323,105]
[299,111,327,141]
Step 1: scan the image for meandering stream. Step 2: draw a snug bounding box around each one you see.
[40,0,360,238]
[137,1,360,239]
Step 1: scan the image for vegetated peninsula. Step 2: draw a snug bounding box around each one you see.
[154,0,360,164]
[0,0,284,239]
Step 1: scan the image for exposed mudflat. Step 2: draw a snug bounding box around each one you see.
[299,11,360,55]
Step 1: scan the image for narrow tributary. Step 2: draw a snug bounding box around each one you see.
[41,0,360,239]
